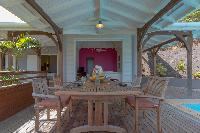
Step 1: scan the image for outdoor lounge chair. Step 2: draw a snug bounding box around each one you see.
[32,78,71,133]
[126,76,168,133]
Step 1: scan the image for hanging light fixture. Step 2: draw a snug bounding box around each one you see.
[96,20,104,29]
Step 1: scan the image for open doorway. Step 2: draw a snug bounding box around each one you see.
[41,55,57,73]
[76,41,122,80]
[86,57,94,75]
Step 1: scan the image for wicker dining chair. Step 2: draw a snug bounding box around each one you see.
[32,78,71,133]
[126,76,168,133]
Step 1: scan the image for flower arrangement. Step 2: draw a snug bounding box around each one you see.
[90,65,105,81]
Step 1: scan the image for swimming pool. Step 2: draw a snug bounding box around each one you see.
[181,103,200,112]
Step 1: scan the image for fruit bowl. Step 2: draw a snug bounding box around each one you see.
[89,76,105,82]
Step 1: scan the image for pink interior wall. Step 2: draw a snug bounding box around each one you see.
[79,48,117,72]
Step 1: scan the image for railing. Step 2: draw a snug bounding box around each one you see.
[0,71,47,88]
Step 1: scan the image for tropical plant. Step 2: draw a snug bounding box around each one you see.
[0,33,41,71]
[193,71,200,79]
[176,59,185,73]
[0,33,41,57]
[0,66,20,86]
[156,63,167,76]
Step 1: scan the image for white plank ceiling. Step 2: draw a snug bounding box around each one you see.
[0,0,199,48]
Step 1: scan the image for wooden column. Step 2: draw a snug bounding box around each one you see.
[57,33,63,83]
[7,32,13,69]
[137,28,144,77]
[151,50,157,76]
[151,48,160,76]
[0,53,2,71]
[186,33,193,97]
[35,48,41,71]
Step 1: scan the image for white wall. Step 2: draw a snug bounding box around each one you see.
[63,34,137,82]
[27,55,38,71]
[63,36,76,82]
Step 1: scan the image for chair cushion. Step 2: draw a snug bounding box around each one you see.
[35,95,71,109]
[126,96,158,109]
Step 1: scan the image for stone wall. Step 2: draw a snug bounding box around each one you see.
[142,45,200,78]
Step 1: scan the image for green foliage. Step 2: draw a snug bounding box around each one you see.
[156,63,167,77]
[0,66,20,86]
[180,9,200,22]
[0,33,41,56]
[176,59,185,73]
[193,71,200,79]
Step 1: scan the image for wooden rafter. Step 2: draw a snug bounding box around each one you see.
[137,0,181,53]
[94,0,100,18]
[142,0,181,33]
[143,30,191,47]
[25,0,62,51]
[143,38,177,52]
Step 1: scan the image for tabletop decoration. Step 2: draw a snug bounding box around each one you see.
[89,65,105,83]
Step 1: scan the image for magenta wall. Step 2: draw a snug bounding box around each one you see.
[79,48,117,72]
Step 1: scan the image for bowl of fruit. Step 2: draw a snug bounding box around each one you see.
[89,65,105,82]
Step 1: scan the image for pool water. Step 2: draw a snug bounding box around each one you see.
[181,103,200,112]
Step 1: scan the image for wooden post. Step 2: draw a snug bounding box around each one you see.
[57,31,63,83]
[152,51,157,76]
[151,48,160,76]
[37,49,41,71]
[137,28,144,77]
[186,33,193,97]
[0,53,2,71]
[57,48,63,83]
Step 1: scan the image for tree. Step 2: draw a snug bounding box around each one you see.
[0,33,41,70]
[180,9,200,22]
[0,34,41,57]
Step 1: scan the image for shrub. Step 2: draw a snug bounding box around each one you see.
[193,71,200,79]
[156,63,167,76]
[0,66,20,86]
[176,59,186,73]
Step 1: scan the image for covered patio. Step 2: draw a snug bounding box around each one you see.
[1,0,200,133]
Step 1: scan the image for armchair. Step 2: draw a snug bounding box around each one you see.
[32,78,70,133]
[126,76,168,133]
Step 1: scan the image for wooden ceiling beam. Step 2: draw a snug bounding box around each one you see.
[94,0,100,18]
[142,0,181,31]
[25,0,62,51]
